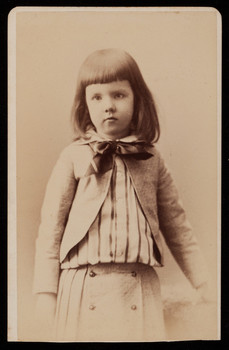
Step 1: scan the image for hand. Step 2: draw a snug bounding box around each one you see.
[34,293,57,341]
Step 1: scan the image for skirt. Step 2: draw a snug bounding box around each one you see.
[54,263,166,342]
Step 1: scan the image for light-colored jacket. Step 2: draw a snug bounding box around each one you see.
[33,141,208,294]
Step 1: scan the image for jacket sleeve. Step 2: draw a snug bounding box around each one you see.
[33,147,78,294]
[157,152,209,288]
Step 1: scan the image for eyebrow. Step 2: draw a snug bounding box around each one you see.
[86,85,131,96]
[111,88,129,93]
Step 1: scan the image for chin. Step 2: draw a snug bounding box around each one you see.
[106,131,130,140]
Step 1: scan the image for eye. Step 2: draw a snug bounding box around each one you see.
[92,94,102,101]
[114,93,125,99]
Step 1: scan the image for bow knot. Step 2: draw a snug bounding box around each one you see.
[86,140,153,175]
[95,141,120,154]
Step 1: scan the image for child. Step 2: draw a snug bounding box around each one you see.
[33,48,209,342]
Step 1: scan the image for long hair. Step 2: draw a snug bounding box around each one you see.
[71,48,160,143]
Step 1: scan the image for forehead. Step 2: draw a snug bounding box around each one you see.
[85,80,132,94]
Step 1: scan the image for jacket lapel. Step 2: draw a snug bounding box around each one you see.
[123,155,158,221]
[60,169,113,262]
[123,155,164,260]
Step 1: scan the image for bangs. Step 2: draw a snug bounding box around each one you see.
[77,49,134,88]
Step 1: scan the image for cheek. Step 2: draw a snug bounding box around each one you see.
[87,107,102,128]
[87,104,98,118]
[125,100,134,117]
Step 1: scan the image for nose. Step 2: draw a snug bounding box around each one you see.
[104,97,115,113]
[105,106,115,114]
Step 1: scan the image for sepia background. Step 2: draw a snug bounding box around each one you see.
[9,8,220,341]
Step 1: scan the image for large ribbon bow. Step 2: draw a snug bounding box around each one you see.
[86,140,153,175]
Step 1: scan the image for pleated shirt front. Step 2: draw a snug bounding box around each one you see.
[61,155,161,269]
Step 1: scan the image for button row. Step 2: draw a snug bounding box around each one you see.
[89,304,137,310]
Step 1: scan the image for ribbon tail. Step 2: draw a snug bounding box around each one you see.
[85,154,114,176]
[85,163,97,176]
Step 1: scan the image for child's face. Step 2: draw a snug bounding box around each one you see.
[85,80,134,140]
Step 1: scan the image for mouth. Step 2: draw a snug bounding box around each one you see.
[104,116,117,122]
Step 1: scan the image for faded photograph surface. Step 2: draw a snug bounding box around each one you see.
[8,7,221,342]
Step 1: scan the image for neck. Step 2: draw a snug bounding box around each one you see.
[96,131,132,141]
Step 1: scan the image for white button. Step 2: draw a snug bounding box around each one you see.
[117,171,124,178]
[89,304,96,310]
[116,194,124,201]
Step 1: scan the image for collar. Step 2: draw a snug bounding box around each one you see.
[76,129,154,155]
